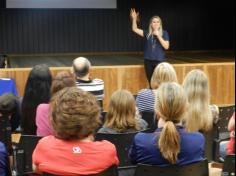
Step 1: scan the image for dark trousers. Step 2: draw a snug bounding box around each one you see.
[144,59,162,85]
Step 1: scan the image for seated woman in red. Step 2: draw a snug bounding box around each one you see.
[129,82,205,166]
[32,87,119,175]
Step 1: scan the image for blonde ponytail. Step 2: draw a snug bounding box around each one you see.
[158,121,180,164]
[155,82,187,164]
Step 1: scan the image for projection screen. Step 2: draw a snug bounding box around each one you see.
[7,0,117,9]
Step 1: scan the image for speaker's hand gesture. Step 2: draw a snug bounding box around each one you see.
[130,8,139,21]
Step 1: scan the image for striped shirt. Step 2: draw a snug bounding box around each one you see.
[136,89,155,112]
[75,78,104,101]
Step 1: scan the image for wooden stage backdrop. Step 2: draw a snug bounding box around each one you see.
[0,62,235,110]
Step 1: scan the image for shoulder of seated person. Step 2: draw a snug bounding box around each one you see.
[138,88,152,94]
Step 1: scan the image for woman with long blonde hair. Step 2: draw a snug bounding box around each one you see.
[98,89,147,133]
[182,69,218,132]
[129,82,204,166]
[136,62,177,112]
[130,8,170,84]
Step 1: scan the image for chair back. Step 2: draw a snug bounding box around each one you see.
[217,105,235,139]
[222,155,235,176]
[95,132,137,168]
[15,135,42,175]
[134,159,209,176]
[204,127,217,161]
[43,165,118,176]
[0,114,12,153]
[140,111,157,132]
[100,111,107,124]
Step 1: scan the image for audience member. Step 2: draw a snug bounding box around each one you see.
[21,64,52,135]
[33,87,119,175]
[36,71,75,136]
[220,111,235,159]
[72,57,104,107]
[0,93,20,131]
[129,82,204,166]
[0,141,8,176]
[182,69,219,132]
[136,62,177,112]
[98,89,148,134]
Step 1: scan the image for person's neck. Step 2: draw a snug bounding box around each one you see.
[77,74,90,81]
[158,118,182,128]
[80,134,94,142]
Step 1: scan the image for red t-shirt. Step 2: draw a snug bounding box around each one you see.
[227,112,235,154]
[32,136,119,175]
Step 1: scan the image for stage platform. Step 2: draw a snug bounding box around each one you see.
[7,50,235,68]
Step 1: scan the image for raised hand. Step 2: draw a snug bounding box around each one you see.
[130,8,139,21]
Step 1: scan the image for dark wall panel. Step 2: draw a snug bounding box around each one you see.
[0,0,235,54]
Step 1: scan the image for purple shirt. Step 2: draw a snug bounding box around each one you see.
[36,104,54,136]
[0,142,7,175]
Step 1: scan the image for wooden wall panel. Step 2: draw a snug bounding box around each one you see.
[0,63,235,110]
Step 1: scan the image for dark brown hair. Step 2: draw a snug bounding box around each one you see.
[51,71,75,95]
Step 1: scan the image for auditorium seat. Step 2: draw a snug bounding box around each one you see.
[140,111,157,132]
[14,135,42,175]
[95,132,137,169]
[95,132,141,176]
[134,159,209,176]
[221,154,235,176]
[42,165,118,176]
[0,114,12,154]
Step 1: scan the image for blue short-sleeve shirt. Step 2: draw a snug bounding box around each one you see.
[143,30,169,61]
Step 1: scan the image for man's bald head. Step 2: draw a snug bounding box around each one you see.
[72,57,91,78]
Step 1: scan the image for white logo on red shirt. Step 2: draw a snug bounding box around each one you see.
[73,146,82,154]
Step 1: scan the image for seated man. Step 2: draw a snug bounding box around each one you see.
[72,57,104,107]
[32,87,119,175]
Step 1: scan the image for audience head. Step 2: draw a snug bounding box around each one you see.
[151,62,178,89]
[72,57,91,78]
[21,64,52,135]
[155,82,187,164]
[51,71,75,95]
[50,87,100,140]
[104,89,139,133]
[0,93,17,117]
[182,69,213,132]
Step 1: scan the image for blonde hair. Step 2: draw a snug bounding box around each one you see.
[151,62,178,89]
[147,16,163,38]
[182,69,213,132]
[104,89,139,133]
[156,82,187,164]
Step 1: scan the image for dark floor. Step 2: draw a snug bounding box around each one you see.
[7,50,235,68]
